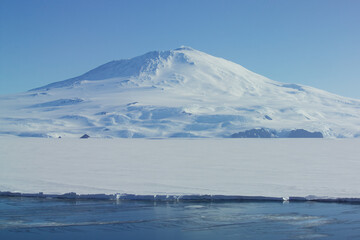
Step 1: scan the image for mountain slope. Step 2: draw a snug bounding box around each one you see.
[1,46,359,138]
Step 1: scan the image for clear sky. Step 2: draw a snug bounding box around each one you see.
[0,0,359,98]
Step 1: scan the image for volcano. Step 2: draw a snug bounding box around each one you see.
[1,46,359,138]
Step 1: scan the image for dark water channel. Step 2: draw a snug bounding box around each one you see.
[1,196,360,240]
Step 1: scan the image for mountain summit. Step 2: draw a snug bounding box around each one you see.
[1,47,359,138]
[34,46,275,97]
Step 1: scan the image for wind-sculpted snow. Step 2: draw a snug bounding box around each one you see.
[99,114,130,125]
[1,46,360,138]
[59,115,95,127]
[29,98,84,108]
[280,83,305,92]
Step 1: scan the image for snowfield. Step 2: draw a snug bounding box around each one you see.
[1,137,359,201]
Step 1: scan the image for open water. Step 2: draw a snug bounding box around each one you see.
[0,196,359,240]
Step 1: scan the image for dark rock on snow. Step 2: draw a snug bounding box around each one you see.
[80,134,90,139]
[230,128,275,138]
[231,128,323,138]
[287,129,323,138]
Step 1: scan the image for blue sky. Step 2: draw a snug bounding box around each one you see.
[0,0,359,98]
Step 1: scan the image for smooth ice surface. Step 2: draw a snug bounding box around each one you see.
[1,137,359,199]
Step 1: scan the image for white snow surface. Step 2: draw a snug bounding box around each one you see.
[1,137,359,199]
[0,46,360,138]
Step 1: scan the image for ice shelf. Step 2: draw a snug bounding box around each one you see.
[1,138,360,201]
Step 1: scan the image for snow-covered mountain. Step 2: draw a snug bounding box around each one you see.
[1,46,359,138]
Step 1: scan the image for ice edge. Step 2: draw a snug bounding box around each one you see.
[1,191,359,203]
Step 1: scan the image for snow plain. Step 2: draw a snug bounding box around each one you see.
[1,137,359,201]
